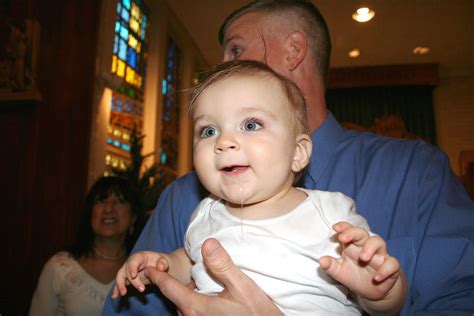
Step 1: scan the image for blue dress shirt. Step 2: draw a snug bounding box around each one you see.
[103,113,474,315]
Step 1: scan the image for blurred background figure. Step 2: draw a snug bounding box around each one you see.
[29,176,141,316]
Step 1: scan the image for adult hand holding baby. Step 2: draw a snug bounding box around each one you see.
[145,238,282,316]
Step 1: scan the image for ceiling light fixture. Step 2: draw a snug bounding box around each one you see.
[413,46,430,55]
[352,7,375,23]
[348,49,360,58]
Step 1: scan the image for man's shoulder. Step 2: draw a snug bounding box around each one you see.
[167,171,204,193]
[158,171,207,210]
[339,129,440,160]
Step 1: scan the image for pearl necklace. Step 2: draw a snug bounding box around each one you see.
[93,247,125,261]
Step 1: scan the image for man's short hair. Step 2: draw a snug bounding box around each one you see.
[218,0,331,80]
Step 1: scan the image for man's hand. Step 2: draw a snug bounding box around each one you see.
[144,238,282,316]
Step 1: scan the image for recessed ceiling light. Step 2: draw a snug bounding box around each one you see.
[413,46,430,55]
[348,49,360,58]
[352,7,375,23]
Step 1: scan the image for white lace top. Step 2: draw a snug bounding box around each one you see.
[29,251,113,316]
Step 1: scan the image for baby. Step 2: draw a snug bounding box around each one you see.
[113,60,406,315]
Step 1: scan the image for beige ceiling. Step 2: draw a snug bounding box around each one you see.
[165,0,473,73]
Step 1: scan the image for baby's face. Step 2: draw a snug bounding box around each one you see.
[192,75,299,206]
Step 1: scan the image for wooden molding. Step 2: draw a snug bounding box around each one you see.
[327,63,439,88]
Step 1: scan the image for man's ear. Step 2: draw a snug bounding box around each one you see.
[292,134,312,173]
[284,31,308,71]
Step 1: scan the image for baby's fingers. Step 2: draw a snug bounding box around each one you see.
[334,223,370,247]
[111,285,121,299]
[319,255,343,281]
[374,255,400,282]
[114,268,130,297]
[359,235,386,263]
[127,254,147,279]
[156,256,170,271]
[127,272,147,293]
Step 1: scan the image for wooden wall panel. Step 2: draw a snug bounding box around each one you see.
[0,0,100,314]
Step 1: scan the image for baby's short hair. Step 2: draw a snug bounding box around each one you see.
[189,60,310,136]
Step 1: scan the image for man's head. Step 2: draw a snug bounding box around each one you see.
[189,60,312,205]
[219,0,331,81]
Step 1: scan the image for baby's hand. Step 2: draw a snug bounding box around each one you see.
[112,251,170,298]
[320,222,401,301]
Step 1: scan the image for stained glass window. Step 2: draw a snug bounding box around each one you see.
[106,0,148,173]
[159,37,180,184]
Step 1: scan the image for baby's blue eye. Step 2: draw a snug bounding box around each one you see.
[243,119,262,131]
[201,126,218,138]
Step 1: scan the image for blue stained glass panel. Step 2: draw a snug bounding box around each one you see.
[113,35,119,54]
[118,39,127,60]
[121,9,130,22]
[123,0,131,10]
[127,48,137,69]
[108,0,148,175]
[160,151,167,164]
[121,144,131,151]
[120,25,129,39]
[141,16,147,40]
[162,79,167,95]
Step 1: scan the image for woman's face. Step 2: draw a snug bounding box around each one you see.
[91,192,135,239]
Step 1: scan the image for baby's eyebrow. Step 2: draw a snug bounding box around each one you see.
[192,114,207,124]
[240,106,277,118]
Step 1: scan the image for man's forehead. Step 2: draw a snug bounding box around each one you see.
[223,12,265,41]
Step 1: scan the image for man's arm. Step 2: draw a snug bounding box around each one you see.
[410,146,474,315]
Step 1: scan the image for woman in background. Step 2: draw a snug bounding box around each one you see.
[30,176,140,315]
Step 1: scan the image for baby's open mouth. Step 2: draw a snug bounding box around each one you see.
[221,165,248,172]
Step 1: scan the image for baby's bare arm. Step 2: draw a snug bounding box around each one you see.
[164,248,193,285]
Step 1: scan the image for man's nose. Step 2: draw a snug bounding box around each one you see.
[215,133,240,153]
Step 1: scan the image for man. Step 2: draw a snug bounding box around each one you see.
[103,1,474,315]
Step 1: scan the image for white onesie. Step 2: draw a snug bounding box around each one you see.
[185,188,370,315]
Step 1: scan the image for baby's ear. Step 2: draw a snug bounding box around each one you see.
[292,134,312,172]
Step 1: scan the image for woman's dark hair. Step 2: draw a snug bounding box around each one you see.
[68,176,140,259]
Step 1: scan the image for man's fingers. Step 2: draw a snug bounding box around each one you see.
[201,238,282,315]
[201,238,248,295]
[145,267,204,314]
